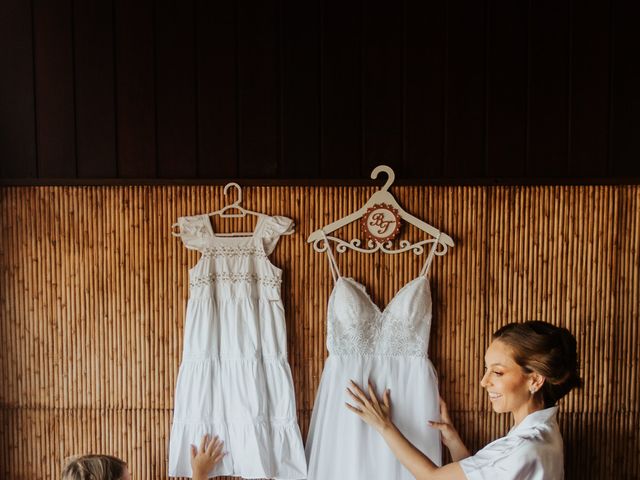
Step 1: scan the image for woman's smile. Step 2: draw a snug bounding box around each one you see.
[481,340,545,425]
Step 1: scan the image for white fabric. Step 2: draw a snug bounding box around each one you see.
[305,236,442,479]
[168,214,306,479]
[459,407,564,480]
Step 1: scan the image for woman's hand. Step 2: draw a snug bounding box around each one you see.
[345,380,393,433]
[427,398,459,446]
[190,434,225,480]
[428,397,470,461]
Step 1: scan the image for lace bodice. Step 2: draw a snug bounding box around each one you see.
[326,276,433,357]
[321,231,440,358]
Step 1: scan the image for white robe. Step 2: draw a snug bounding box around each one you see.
[459,407,564,480]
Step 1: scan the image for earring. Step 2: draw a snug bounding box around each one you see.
[530,387,536,395]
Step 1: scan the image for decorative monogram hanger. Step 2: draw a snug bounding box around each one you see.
[307,165,454,255]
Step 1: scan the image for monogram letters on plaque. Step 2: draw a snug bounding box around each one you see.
[360,203,402,244]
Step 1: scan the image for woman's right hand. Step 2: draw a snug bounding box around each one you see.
[428,397,469,460]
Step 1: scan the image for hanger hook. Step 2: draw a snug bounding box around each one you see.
[223,182,242,206]
[370,165,395,192]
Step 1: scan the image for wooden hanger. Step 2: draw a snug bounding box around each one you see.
[307,165,454,249]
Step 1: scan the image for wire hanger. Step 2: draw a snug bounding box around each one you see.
[205,182,263,237]
[209,182,260,217]
[171,182,294,238]
[307,165,454,255]
[170,182,260,237]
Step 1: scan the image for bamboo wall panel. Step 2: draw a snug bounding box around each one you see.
[0,186,638,479]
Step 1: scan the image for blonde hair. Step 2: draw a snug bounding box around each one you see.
[61,455,127,480]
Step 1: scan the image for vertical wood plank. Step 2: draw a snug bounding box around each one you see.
[445,0,486,178]
[114,0,157,178]
[486,0,528,177]
[237,0,280,177]
[527,0,570,177]
[281,0,321,178]
[362,0,403,174]
[155,1,197,178]
[404,0,446,179]
[33,0,76,178]
[320,0,363,178]
[0,1,37,178]
[74,0,117,178]
[196,0,238,178]
[569,0,610,178]
[610,1,640,177]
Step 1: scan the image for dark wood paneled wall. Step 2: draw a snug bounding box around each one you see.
[1,0,640,183]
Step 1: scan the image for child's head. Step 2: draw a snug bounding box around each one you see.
[61,455,129,480]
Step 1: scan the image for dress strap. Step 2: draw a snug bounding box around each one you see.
[320,231,341,283]
[420,232,442,277]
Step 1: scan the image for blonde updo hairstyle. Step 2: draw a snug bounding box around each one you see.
[61,454,127,480]
[493,320,582,408]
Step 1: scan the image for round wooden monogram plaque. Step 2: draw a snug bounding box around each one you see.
[360,203,402,243]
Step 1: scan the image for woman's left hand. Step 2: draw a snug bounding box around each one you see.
[345,380,393,433]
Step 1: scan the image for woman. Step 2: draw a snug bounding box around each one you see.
[346,321,581,479]
[61,434,224,480]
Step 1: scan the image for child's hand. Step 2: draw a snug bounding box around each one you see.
[190,434,225,480]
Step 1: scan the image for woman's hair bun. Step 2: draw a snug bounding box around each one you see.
[493,321,582,407]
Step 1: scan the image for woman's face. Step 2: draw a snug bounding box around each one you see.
[481,340,535,418]
[121,467,131,480]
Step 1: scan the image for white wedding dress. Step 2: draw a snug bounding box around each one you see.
[169,213,307,479]
[305,234,442,479]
